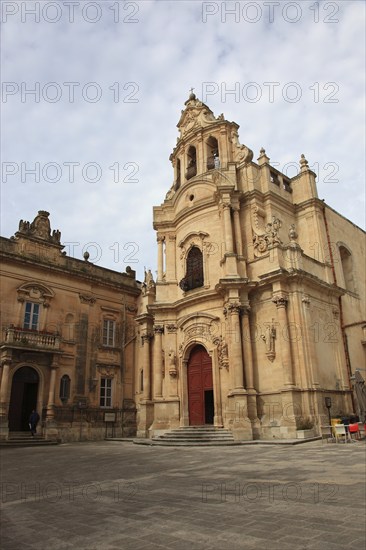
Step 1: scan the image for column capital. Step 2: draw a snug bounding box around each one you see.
[224,301,242,317]
[272,293,289,308]
[157,234,165,243]
[166,324,177,333]
[153,325,164,334]
[141,333,152,344]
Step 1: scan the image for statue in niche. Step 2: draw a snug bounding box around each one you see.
[261,321,276,362]
[168,348,177,377]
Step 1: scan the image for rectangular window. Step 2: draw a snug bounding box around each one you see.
[103,320,115,347]
[100,378,112,408]
[24,302,40,330]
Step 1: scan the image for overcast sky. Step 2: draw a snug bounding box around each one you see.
[1,0,365,281]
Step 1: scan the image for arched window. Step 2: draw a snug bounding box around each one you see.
[59,375,71,403]
[179,246,204,291]
[339,245,355,292]
[186,146,197,180]
[206,136,219,170]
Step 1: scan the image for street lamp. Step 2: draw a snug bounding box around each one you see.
[325,397,332,427]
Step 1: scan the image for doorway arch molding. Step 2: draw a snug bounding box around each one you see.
[179,337,223,427]
[8,362,45,426]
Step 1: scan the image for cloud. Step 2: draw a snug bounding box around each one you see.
[1,0,365,280]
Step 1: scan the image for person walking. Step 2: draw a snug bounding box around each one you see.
[29,410,40,436]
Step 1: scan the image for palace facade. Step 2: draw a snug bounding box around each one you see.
[0,95,365,441]
[0,211,140,441]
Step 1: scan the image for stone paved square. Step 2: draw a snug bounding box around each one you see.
[1,440,365,550]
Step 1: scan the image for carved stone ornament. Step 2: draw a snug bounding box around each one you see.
[79,294,96,305]
[213,336,229,369]
[253,215,283,257]
[168,348,177,377]
[177,93,218,138]
[261,320,276,362]
[223,302,242,317]
[229,127,253,164]
[288,224,298,242]
[154,325,164,334]
[126,304,137,313]
[17,210,61,244]
[166,324,177,333]
[272,294,288,309]
[97,365,116,378]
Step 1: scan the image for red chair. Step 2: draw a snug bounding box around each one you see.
[349,423,360,440]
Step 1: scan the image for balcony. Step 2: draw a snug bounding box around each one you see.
[2,326,61,351]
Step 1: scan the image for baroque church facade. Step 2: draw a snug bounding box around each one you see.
[0,94,365,441]
[134,93,365,440]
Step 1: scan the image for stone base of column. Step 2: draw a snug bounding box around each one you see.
[247,391,261,440]
[223,253,239,277]
[44,418,59,441]
[136,400,154,438]
[149,399,180,438]
[225,394,253,440]
[0,414,9,440]
[280,388,302,439]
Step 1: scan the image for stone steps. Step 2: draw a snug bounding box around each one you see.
[135,426,243,446]
[0,432,58,448]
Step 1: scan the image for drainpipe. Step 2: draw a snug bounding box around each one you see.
[322,205,354,409]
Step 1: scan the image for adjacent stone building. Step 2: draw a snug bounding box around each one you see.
[1,96,365,442]
[135,93,365,440]
[0,211,140,441]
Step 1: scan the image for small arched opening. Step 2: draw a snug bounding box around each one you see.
[179,246,204,292]
[339,245,355,292]
[206,136,220,170]
[186,146,197,180]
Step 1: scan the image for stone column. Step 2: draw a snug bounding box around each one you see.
[180,358,189,426]
[241,307,254,391]
[157,235,164,282]
[240,307,260,437]
[232,204,243,257]
[222,201,234,254]
[46,362,58,418]
[226,303,245,391]
[165,235,176,282]
[153,326,164,398]
[142,334,152,400]
[0,360,11,415]
[272,293,294,387]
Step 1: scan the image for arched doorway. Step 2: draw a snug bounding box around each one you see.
[8,367,39,431]
[187,345,214,425]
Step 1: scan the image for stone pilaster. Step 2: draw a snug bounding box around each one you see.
[165,235,176,282]
[240,306,261,438]
[141,333,152,400]
[0,359,11,439]
[157,235,165,282]
[224,302,252,440]
[153,326,164,398]
[272,293,294,387]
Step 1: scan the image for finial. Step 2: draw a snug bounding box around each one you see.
[300,154,309,172]
[83,251,90,262]
[260,147,266,156]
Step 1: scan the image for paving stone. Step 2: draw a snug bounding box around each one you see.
[0,440,365,550]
